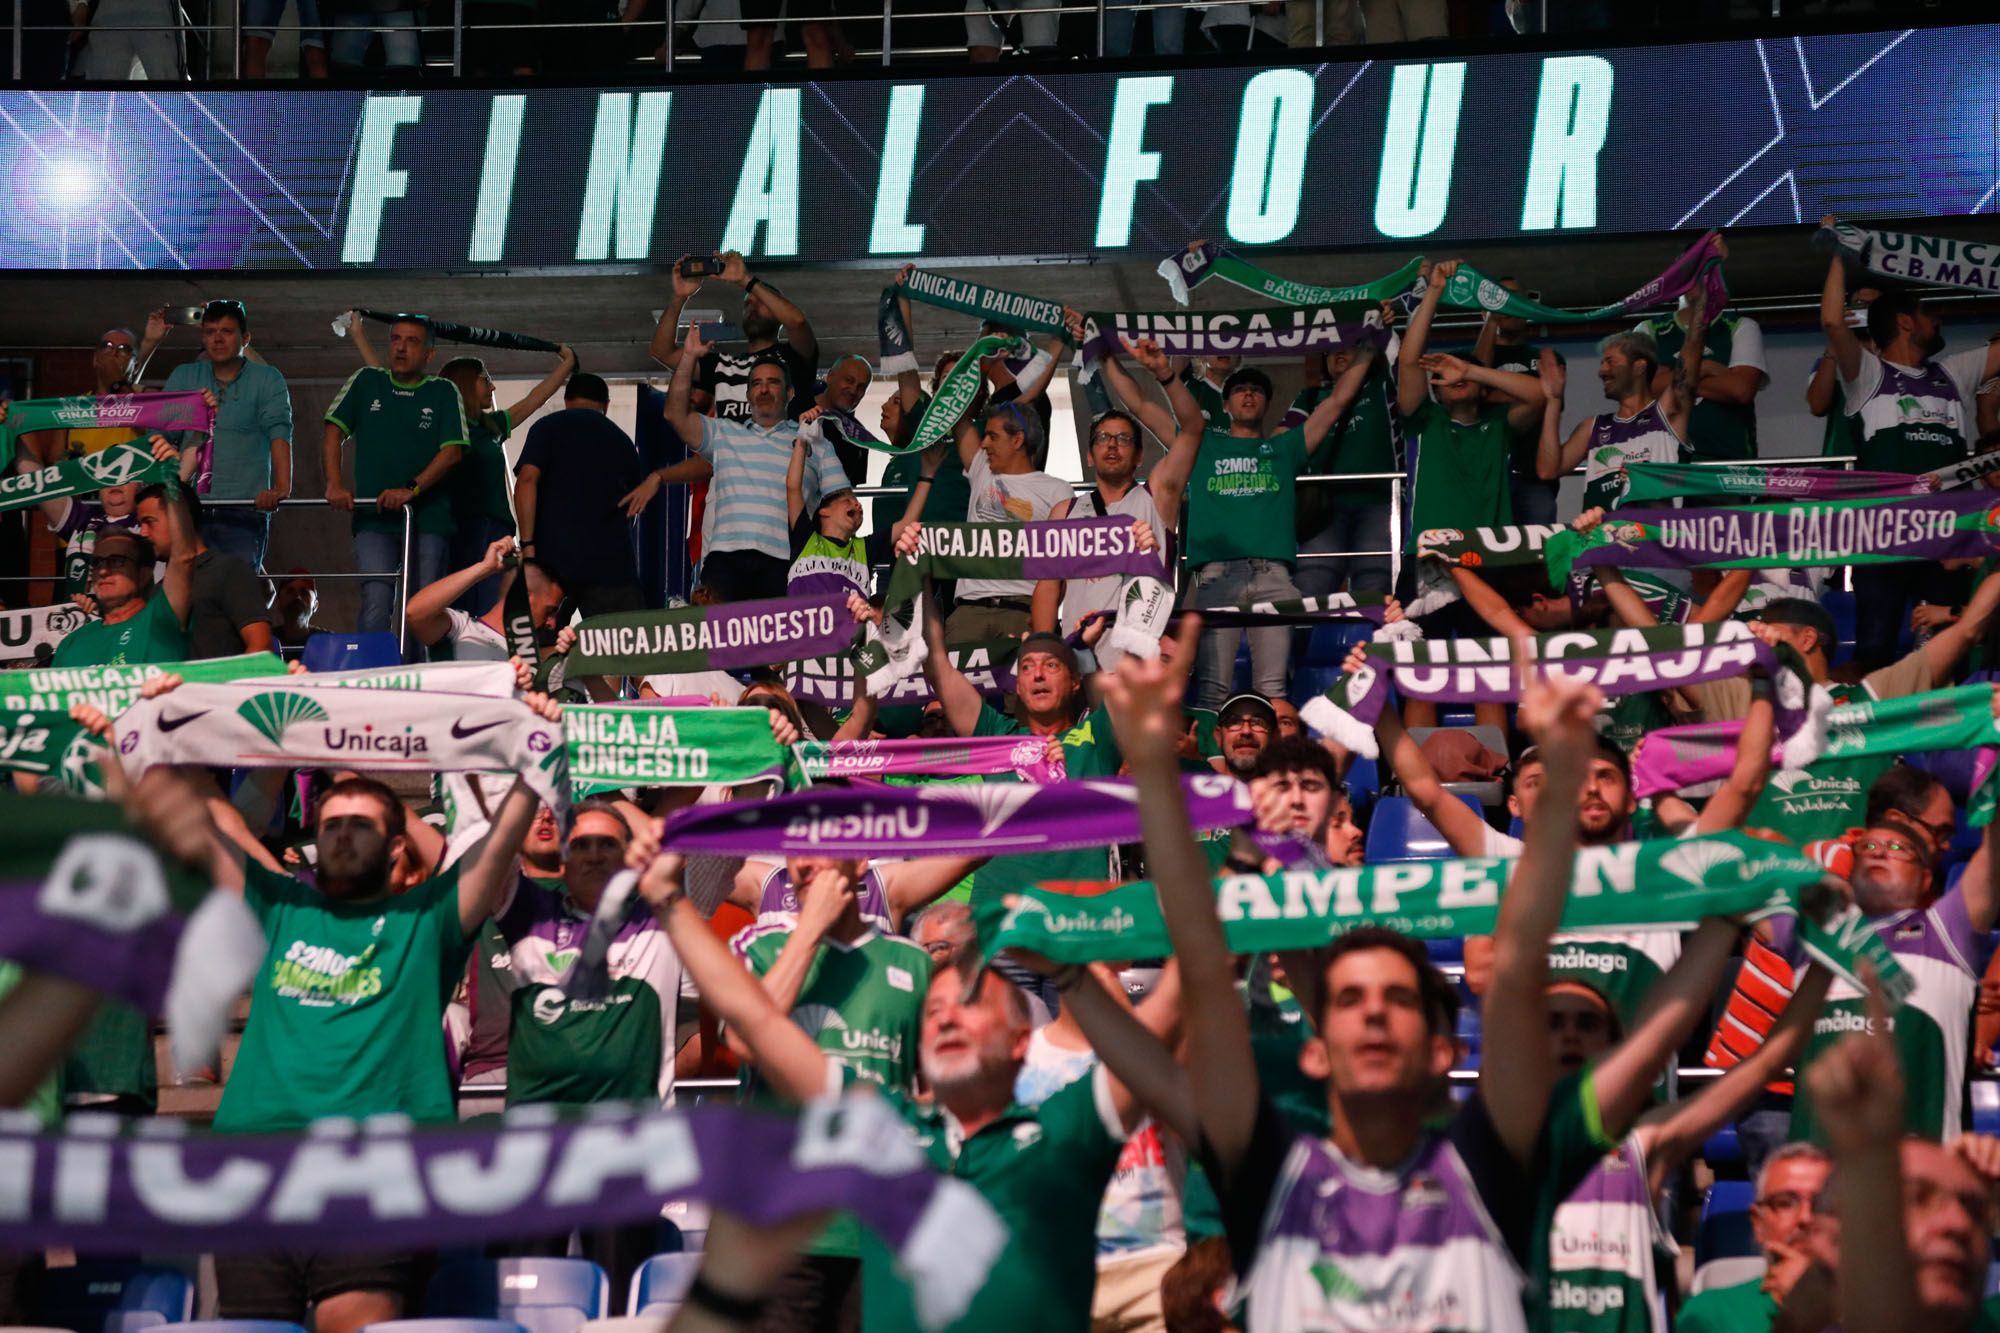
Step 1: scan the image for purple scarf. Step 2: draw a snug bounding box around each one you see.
[793,736,1064,783]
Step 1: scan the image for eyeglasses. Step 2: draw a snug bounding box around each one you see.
[1092,430,1137,447]
[98,340,135,354]
[922,939,957,958]
[89,555,139,572]
[1856,837,1925,863]
[1754,1190,1818,1214]
[204,299,246,316]
[1219,714,1272,732]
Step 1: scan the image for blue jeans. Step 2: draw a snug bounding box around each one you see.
[1295,503,1392,601]
[200,508,269,573]
[354,526,448,644]
[1189,558,1300,709]
[1103,0,1183,55]
[1509,473,1559,526]
[329,8,418,66]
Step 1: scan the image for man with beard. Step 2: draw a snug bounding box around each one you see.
[1820,217,2000,669]
[488,798,689,1299]
[1538,292,1705,514]
[1355,637,1773,1028]
[1249,737,1362,866]
[633,835,1163,1333]
[647,249,818,424]
[1674,1144,1831,1331]
[1214,692,1278,781]
[188,681,560,1333]
[723,860,934,1331]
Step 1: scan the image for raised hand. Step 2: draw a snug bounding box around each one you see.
[683,322,713,361]
[894,520,924,561]
[717,250,751,287]
[1419,352,1470,386]
[797,866,858,939]
[1099,615,1199,767]
[1539,348,1565,400]
[766,706,801,749]
[1122,337,1170,380]
[522,691,564,724]
[1572,506,1605,535]
[671,254,702,300]
[1131,518,1158,554]
[1514,650,1605,759]
[1381,596,1405,625]
[483,535,518,571]
[1427,259,1460,289]
[147,434,179,464]
[846,591,883,627]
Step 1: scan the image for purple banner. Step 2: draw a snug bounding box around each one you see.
[0,1097,1002,1329]
[660,772,1252,858]
[1077,302,1386,370]
[1631,719,1761,798]
[793,736,1063,783]
[556,593,859,680]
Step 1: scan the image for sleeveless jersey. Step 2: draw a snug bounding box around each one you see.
[1543,1138,1670,1332]
[1850,351,1975,474]
[1582,402,1689,512]
[1781,883,1985,1142]
[754,861,895,933]
[787,530,869,599]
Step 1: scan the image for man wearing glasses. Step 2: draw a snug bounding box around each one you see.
[156,299,294,572]
[1042,336,1203,665]
[1675,1143,1830,1331]
[50,326,146,459]
[48,441,195,671]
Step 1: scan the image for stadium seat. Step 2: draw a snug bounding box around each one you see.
[660,1201,709,1254]
[424,1259,607,1333]
[1424,936,1463,966]
[1820,590,1856,667]
[1344,754,1379,806]
[301,631,404,673]
[1973,1079,2000,1139]
[627,1254,702,1319]
[37,1263,194,1333]
[1691,1180,1761,1293]
[1365,793,1482,862]
[1288,666,1344,708]
[1303,621,1370,667]
[1702,1124,1744,1174]
[1438,705,1476,727]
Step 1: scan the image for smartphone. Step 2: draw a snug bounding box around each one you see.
[678,256,723,279]
[677,320,744,343]
[163,306,206,326]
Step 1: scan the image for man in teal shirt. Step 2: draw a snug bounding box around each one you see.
[159,299,293,571]
[323,316,468,639]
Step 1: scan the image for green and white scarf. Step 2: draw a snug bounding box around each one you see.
[0,651,283,715]
[896,269,1068,335]
[908,334,1024,453]
[1158,243,1425,308]
[566,705,786,794]
[0,441,177,515]
[1816,221,2000,296]
[1406,524,1568,616]
[981,832,1910,1005]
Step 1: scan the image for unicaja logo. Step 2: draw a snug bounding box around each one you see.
[237,691,329,746]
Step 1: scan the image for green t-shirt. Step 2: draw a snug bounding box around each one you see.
[859,1071,1125,1333]
[1818,371,1862,460]
[968,701,1123,912]
[1673,1277,1774,1332]
[1532,1068,1668,1332]
[50,592,188,668]
[450,409,515,532]
[0,964,63,1125]
[1286,366,1397,520]
[61,1002,157,1112]
[1185,426,1315,567]
[1490,341,1549,480]
[1640,314,1757,462]
[1527,1070,1625,1331]
[1180,370,1230,432]
[213,862,474,1133]
[326,366,471,537]
[881,415,971,528]
[738,924,930,1259]
[1743,682,1888,844]
[1403,399,1514,550]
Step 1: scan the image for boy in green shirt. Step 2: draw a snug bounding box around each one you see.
[323,316,469,639]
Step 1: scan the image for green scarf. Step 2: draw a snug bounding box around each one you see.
[0,442,176,515]
[0,652,283,715]
[896,269,1067,335]
[1158,244,1425,308]
[909,335,1023,453]
[1438,230,1729,324]
[981,832,1910,1003]
[0,709,99,793]
[565,705,786,795]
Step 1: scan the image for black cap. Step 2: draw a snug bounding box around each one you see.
[1217,692,1279,728]
[1754,597,1840,657]
[1221,366,1274,400]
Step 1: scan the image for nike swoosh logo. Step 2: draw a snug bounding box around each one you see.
[451,719,507,740]
[159,710,209,732]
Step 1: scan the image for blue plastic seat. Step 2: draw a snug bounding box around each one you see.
[1702,1124,1744,1174]
[1696,1181,1757,1266]
[301,630,404,673]
[1973,1079,2000,1139]
[1303,621,1370,667]
[1424,937,1464,966]
[1365,793,1483,862]
[1820,589,1857,667]
[1289,666,1344,708]
[424,1259,606,1333]
[627,1254,702,1319]
[37,1262,193,1333]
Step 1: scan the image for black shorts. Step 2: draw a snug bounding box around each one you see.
[699,549,789,604]
[569,580,648,621]
[214,1250,429,1321]
[751,1254,859,1333]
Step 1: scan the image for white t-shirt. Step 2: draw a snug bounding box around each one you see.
[1060,484,1164,633]
[958,450,1074,603]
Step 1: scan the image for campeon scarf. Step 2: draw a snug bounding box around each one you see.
[1441,231,1730,325]
[1545,492,2000,585]
[1631,683,2000,800]
[1815,221,2000,296]
[1616,462,1942,507]
[980,832,1910,1005]
[908,334,1023,453]
[114,683,570,820]
[0,440,178,515]
[857,518,1168,694]
[0,1094,1003,1332]
[785,638,1020,709]
[1159,244,1424,308]
[0,392,212,471]
[541,593,858,687]
[1076,303,1385,380]
[0,601,94,663]
[792,735,1064,784]
[895,269,1068,335]
[567,705,786,794]
[0,651,283,714]
[1298,620,1829,767]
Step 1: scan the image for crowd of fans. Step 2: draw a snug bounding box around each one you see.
[7,214,2000,1333]
[17,0,1982,78]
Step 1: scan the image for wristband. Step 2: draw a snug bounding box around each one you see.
[744,275,762,295]
[409,482,422,498]
[685,1273,770,1323]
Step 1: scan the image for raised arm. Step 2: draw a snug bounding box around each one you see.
[1007,326,1071,409]
[720,251,817,365]
[1537,351,1587,479]
[786,431,811,528]
[1660,286,1709,440]
[882,855,985,927]
[1820,234,1866,384]
[1421,351,1546,432]
[648,259,704,368]
[661,325,712,453]
[1584,917,1744,1140]
[1689,691,1774,834]
[1445,566,1534,639]
[1919,561,2000,679]
[1299,341,1379,452]
[1478,662,1595,1164]
[346,311,383,369]
[503,345,577,422]
[905,528,988,737]
[1961,758,2000,933]
[1806,351,1842,418]
[1051,960,1194,1142]
[635,843,833,1103]
[1355,640,1497,858]
[1101,617,1262,1176]
[407,536,515,646]
[454,701,562,936]
[1398,261,1453,418]
[733,868,847,1060]
[1093,333,1188,451]
[155,442,196,626]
